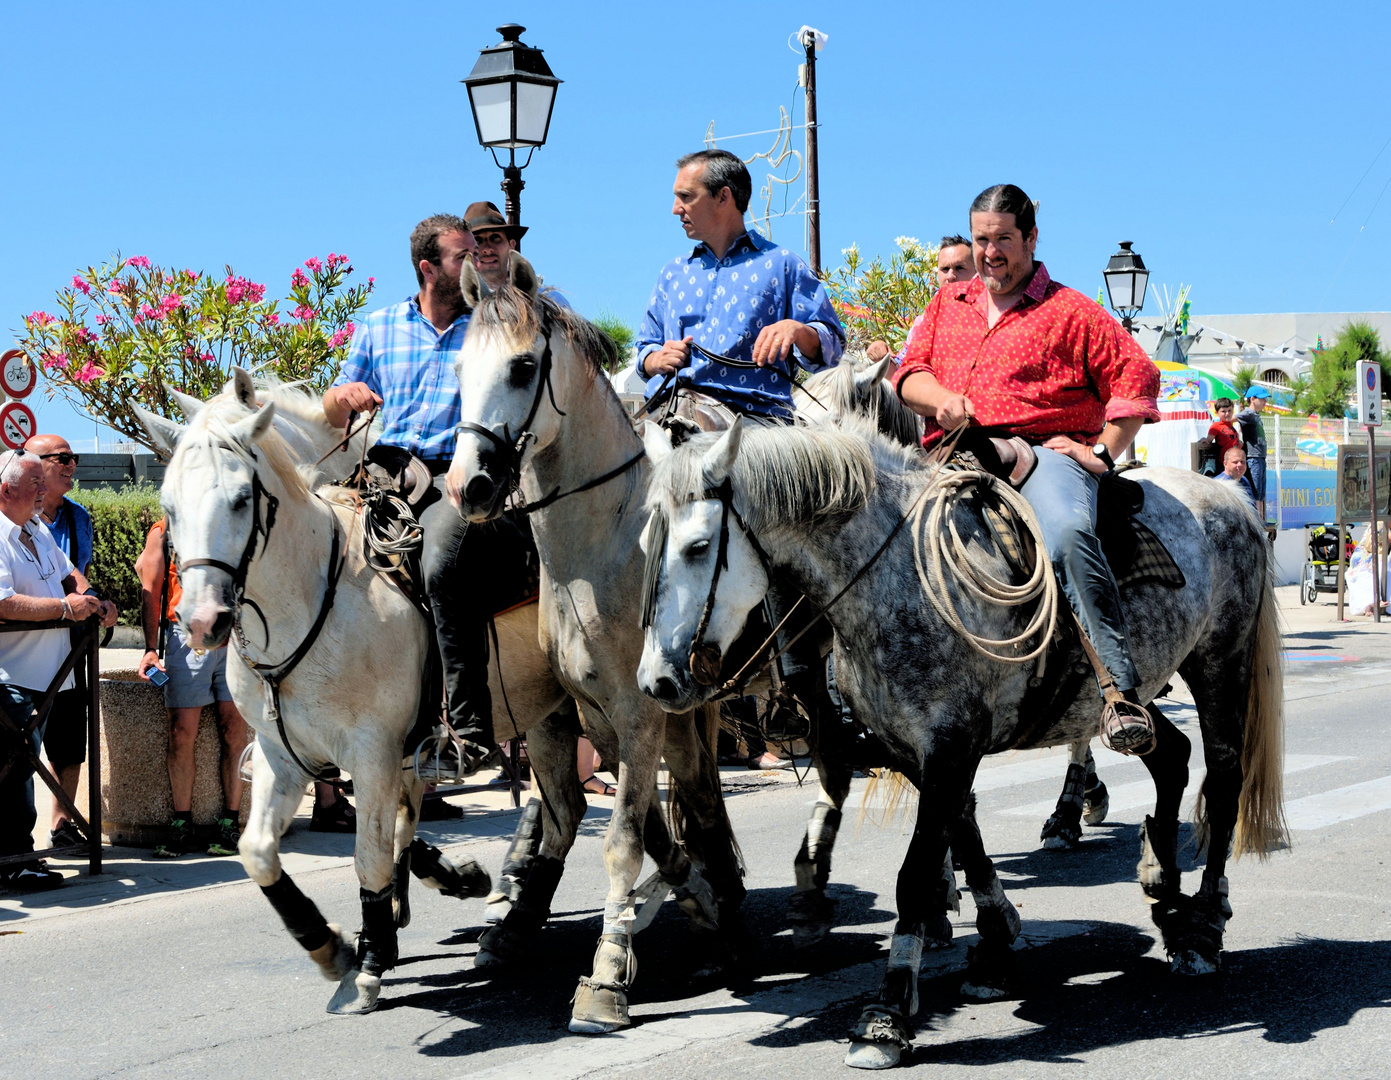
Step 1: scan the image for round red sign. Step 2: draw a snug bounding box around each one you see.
[0,401,36,450]
[0,349,35,399]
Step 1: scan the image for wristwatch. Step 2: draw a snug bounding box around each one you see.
[1091,443,1115,471]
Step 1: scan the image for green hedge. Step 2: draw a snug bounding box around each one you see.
[70,483,163,624]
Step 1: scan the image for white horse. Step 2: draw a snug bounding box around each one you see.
[137,371,582,1015]
[447,259,743,1034]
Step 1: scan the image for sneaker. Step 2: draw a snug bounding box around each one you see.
[0,860,64,891]
[49,820,87,850]
[207,815,241,857]
[151,815,198,859]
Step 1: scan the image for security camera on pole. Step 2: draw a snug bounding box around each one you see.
[1357,359,1383,622]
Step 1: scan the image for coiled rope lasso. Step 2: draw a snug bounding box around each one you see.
[911,425,1059,665]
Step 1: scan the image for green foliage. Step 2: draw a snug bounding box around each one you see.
[1231,364,1258,398]
[17,252,374,452]
[1286,373,1315,416]
[1308,320,1390,418]
[591,311,636,373]
[823,237,939,351]
[70,483,163,624]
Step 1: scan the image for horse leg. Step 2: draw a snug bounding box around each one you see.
[476,710,586,967]
[483,797,543,924]
[790,719,854,948]
[1082,746,1109,825]
[327,757,405,1015]
[569,700,663,1035]
[658,704,747,957]
[240,739,355,986]
[402,776,492,919]
[847,747,971,1070]
[954,793,1022,1002]
[1040,741,1090,849]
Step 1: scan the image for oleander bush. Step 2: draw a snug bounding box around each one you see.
[70,483,163,624]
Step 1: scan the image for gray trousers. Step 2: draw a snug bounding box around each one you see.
[1020,447,1140,694]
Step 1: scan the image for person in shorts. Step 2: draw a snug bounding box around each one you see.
[135,518,247,858]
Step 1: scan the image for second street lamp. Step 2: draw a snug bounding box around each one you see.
[462,24,562,249]
[1102,241,1150,333]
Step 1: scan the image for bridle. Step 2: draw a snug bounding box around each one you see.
[175,441,345,780]
[454,305,644,515]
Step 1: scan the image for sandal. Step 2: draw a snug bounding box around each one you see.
[310,796,357,833]
[581,775,616,797]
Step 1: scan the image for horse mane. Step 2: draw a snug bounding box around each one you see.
[647,416,918,536]
[466,288,620,378]
[801,361,923,448]
[175,388,312,501]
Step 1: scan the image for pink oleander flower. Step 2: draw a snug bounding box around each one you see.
[160,293,183,313]
[328,252,349,269]
[291,304,317,322]
[43,351,69,370]
[28,310,56,326]
[368,277,375,286]
[225,283,244,304]
[74,361,104,383]
[304,256,323,273]
[95,313,109,325]
[79,327,97,343]
[200,352,215,363]
[290,267,309,289]
[108,279,124,294]
[71,275,92,295]
[184,345,196,357]
[126,255,151,269]
[265,311,280,327]
[139,302,160,322]
[327,323,355,348]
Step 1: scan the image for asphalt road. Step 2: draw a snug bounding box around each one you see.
[3,597,1390,1080]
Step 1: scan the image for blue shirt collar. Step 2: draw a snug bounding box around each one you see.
[692,230,763,262]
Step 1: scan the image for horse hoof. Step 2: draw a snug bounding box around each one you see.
[1170,949,1220,976]
[474,917,533,969]
[788,890,837,949]
[1040,813,1081,849]
[1083,787,1109,826]
[569,980,630,1033]
[483,897,513,924]
[309,925,355,983]
[791,921,832,949]
[394,893,411,931]
[845,1042,903,1069]
[326,968,381,1014]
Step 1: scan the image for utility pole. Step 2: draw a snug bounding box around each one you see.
[800,28,822,275]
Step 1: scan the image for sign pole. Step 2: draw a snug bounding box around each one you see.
[1370,425,1382,623]
[1337,512,1346,622]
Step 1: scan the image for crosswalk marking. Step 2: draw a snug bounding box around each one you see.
[1284,775,1391,830]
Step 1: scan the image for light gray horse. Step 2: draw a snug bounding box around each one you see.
[138,372,584,1015]
[637,415,1285,1069]
[446,259,742,1034]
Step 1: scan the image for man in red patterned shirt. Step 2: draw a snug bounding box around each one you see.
[891,184,1161,742]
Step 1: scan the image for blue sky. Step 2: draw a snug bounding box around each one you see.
[3,0,1390,442]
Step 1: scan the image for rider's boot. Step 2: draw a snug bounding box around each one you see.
[1100,688,1156,756]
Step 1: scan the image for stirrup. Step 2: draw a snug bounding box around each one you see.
[1099,697,1156,756]
[762,686,811,743]
[412,727,465,784]
[237,742,256,783]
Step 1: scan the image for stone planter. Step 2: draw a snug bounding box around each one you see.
[77,670,251,847]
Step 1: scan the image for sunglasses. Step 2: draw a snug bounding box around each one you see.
[39,452,79,465]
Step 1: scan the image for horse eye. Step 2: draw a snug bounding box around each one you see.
[509,357,537,388]
[684,540,710,560]
[231,494,249,512]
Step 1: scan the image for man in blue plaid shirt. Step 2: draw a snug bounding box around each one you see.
[325,214,526,780]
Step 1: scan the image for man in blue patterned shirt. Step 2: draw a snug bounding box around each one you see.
[325,214,524,780]
[636,149,845,418]
[639,150,849,758]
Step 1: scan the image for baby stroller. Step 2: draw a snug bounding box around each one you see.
[1301,524,1355,605]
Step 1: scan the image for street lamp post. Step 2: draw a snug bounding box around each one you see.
[462,24,562,250]
[1102,241,1150,333]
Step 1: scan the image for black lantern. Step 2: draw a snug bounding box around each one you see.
[462,25,562,242]
[1102,241,1149,332]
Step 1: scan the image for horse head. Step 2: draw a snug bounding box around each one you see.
[136,385,280,649]
[636,417,771,711]
[448,253,565,520]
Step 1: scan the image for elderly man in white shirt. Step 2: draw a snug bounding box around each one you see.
[0,449,116,890]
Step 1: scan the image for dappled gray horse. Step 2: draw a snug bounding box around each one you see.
[637,416,1285,1069]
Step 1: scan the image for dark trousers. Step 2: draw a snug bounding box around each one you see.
[417,475,529,749]
[0,686,41,858]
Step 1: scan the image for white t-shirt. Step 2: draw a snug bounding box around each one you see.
[0,515,77,692]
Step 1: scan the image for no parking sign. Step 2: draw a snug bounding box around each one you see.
[1358,360,1382,427]
[0,401,36,450]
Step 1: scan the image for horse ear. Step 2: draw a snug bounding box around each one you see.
[460,258,488,312]
[641,421,673,463]
[133,403,185,458]
[228,401,277,446]
[700,415,743,485]
[507,253,540,302]
[168,388,205,422]
[231,366,257,410]
[856,355,893,392]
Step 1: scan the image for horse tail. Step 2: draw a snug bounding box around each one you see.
[1231,558,1288,858]
[666,702,744,875]
[858,768,917,832]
